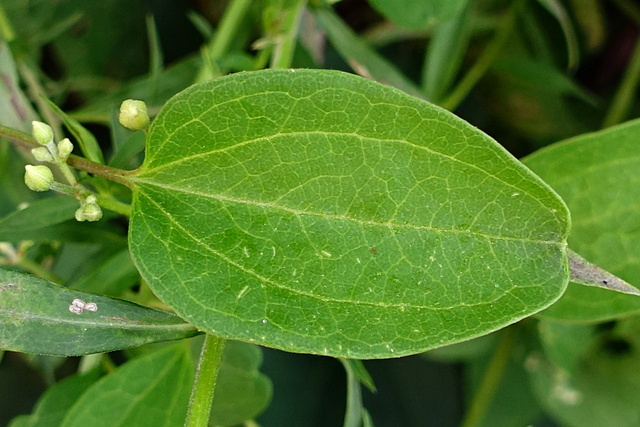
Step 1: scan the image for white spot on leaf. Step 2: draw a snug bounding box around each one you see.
[69,298,98,315]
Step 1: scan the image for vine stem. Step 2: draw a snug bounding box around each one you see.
[185,334,226,427]
[0,124,133,216]
[270,0,307,69]
[196,0,253,81]
[440,0,523,111]
[460,327,517,427]
[0,124,134,185]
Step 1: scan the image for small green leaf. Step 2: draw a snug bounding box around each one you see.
[211,341,273,425]
[340,358,366,427]
[9,369,100,427]
[369,0,469,30]
[422,4,471,102]
[129,69,570,358]
[61,345,193,427]
[0,197,77,242]
[340,358,376,392]
[0,268,199,355]
[524,119,640,322]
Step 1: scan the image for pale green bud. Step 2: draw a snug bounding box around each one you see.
[83,203,103,222]
[31,147,54,162]
[24,165,54,192]
[75,202,102,222]
[57,138,73,161]
[74,207,85,222]
[75,196,103,222]
[32,121,54,145]
[119,99,150,130]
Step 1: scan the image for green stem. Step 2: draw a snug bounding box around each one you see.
[94,193,132,217]
[339,358,364,427]
[67,155,135,187]
[602,35,640,128]
[185,335,226,427]
[460,327,517,427]
[1,125,133,215]
[17,62,63,141]
[0,2,15,41]
[270,0,307,69]
[0,125,134,186]
[57,162,78,186]
[195,0,253,82]
[0,125,33,150]
[210,0,253,59]
[50,181,131,217]
[440,0,523,111]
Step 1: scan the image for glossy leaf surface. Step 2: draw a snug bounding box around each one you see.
[0,269,199,355]
[129,69,570,358]
[524,119,640,321]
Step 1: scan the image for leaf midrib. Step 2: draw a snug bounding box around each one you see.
[133,179,561,245]
[0,308,196,331]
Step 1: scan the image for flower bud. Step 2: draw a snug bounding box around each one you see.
[57,138,73,161]
[32,121,54,145]
[24,165,54,192]
[83,203,102,222]
[119,99,150,130]
[75,200,102,222]
[74,207,85,222]
[31,147,54,162]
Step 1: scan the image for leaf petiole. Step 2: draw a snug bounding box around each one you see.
[185,334,226,427]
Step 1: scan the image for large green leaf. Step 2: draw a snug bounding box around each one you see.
[128,69,570,358]
[524,119,640,322]
[0,269,199,355]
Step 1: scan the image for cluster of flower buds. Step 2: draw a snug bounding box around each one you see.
[69,298,98,315]
[24,99,149,222]
[30,121,74,164]
[75,195,103,222]
[24,121,103,222]
[24,121,73,192]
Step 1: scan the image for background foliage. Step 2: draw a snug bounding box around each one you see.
[1,0,640,426]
